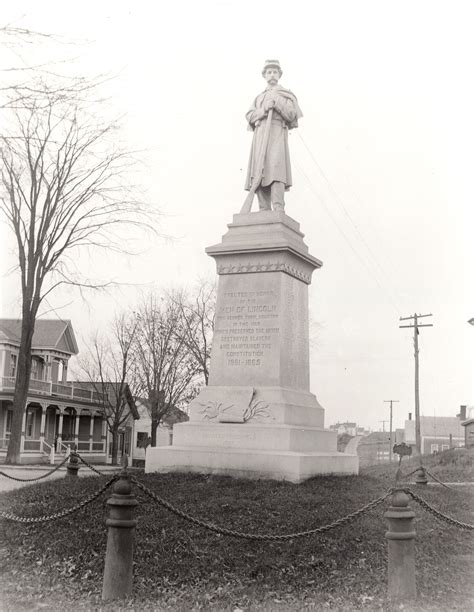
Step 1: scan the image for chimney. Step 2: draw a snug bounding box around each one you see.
[458,405,467,420]
[408,412,412,421]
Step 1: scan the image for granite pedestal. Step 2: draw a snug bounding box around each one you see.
[145,211,358,482]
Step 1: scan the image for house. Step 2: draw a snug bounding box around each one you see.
[459,405,474,448]
[461,418,474,448]
[403,411,465,454]
[133,398,189,462]
[329,422,358,437]
[0,318,136,464]
[73,380,139,462]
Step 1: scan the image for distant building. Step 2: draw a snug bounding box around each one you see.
[357,432,392,467]
[460,405,474,448]
[330,422,358,437]
[404,412,464,454]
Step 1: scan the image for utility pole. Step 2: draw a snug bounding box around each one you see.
[384,400,399,462]
[399,313,433,455]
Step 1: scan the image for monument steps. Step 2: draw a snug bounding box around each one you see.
[145,445,357,484]
[173,421,337,452]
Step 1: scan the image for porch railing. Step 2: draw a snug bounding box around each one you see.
[0,377,106,404]
[42,439,55,464]
[18,439,107,454]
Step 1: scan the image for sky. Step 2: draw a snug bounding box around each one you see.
[1,0,473,432]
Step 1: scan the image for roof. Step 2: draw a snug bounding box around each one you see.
[405,416,464,440]
[0,318,79,355]
[136,398,189,425]
[360,432,391,444]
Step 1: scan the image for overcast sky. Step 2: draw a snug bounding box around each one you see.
[1,0,473,431]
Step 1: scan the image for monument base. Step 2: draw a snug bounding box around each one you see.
[145,444,358,484]
[144,211,360,483]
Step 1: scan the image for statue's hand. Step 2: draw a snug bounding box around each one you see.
[263,98,276,111]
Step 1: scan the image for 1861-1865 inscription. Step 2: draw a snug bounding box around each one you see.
[215,289,279,368]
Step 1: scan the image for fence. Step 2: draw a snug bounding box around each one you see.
[0,377,105,403]
[0,456,472,602]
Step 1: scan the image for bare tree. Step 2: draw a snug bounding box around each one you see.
[78,314,139,465]
[133,292,201,447]
[0,86,155,463]
[0,24,87,110]
[173,280,215,385]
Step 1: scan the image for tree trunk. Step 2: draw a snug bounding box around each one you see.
[6,309,36,464]
[151,416,158,447]
[110,427,119,465]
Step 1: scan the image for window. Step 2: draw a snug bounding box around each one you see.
[431,444,439,454]
[31,358,39,379]
[26,409,35,438]
[441,444,449,451]
[5,409,13,437]
[137,432,149,448]
[10,354,17,378]
[124,428,131,455]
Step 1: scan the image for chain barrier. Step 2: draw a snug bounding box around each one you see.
[75,452,107,475]
[131,476,391,541]
[402,488,474,531]
[75,452,124,477]
[0,475,119,523]
[402,467,423,480]
[423,469,452,490]
[0,455,69,482]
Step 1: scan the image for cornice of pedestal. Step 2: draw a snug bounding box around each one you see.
[206,211,322,284]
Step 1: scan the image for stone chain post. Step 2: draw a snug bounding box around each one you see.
[66,450,80,479]
[384,488,416,600]
[415,467,428,485]
[102,466,138,601]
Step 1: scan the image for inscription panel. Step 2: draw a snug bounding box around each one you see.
[209,274,281,386]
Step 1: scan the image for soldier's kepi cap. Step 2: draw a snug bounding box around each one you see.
[262,59,282,76]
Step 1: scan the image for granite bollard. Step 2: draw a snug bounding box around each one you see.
[384,489,417,600]
[102,470,138,600]
[66,451,79,479]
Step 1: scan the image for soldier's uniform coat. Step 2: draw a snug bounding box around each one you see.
[245,85,302,191]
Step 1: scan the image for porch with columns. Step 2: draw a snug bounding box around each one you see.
[8,401,107,458]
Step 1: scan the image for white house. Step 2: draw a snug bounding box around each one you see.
[0,319,137,464]
[133,398,189,462]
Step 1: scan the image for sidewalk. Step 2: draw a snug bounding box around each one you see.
[0,462,124,472]
[0,463,143,493]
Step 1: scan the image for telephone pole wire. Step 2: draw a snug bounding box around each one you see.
[384,400,399,462]
[399,313,433,455]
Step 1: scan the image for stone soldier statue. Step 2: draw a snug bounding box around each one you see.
[244,59,302,212]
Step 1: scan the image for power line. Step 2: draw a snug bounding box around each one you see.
[295,133,401,315]
[295,160,400,315]
[341,170,402,307]
[298,132,395,289]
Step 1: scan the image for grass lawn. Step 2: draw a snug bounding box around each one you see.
[361,447,474,485]
[0,462,473,611]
